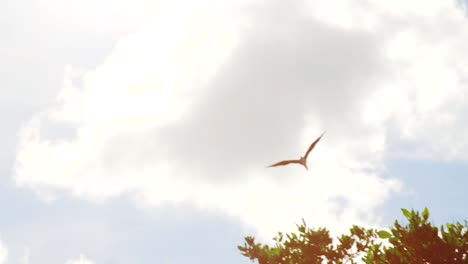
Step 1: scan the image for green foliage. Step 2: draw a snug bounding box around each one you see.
[238,208,468,263]
[401,208,412,219]
[377,230,392,239]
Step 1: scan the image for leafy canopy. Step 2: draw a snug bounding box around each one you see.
[238,208,468,263]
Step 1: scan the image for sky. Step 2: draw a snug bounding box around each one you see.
[2,0,468,263]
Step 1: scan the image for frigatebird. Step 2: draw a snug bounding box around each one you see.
[267,131,325,170]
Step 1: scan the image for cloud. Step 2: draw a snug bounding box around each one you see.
[64,255,95,264]
[15,0,468,237]
[360,1,468,161]
[0,240,7,264]
[30,0,158,34]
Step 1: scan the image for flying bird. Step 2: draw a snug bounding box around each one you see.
[267,131,326,170]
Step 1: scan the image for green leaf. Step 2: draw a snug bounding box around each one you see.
[422,208,429,221]
[401,208,411,219]
[377,230,392,239]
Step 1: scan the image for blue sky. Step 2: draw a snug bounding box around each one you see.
[2,0,468,263]
[0,182,248,263]
[382,159,468,225]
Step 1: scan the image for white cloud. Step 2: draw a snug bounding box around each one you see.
[0,240,7,264]
[306,0,462,31]
[33,0,158,33]
[14,0,468,238]
[64,255,95,264]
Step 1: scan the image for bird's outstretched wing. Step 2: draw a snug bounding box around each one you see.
[303,131,326,160]
[267,159,301,168]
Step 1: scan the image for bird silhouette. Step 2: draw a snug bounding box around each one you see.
[267,131,325,170]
